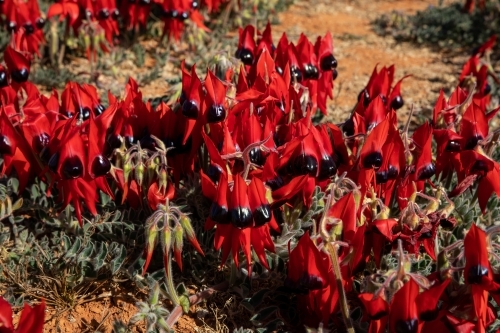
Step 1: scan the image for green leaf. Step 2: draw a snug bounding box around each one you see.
[250,306,278,325]
[12,198,23,211]
[92,242,108,270]
[241,288,270,313]
[65,236,82,258]
[78,242,95,263]
[179,295,190,314]
[110,244,127,275]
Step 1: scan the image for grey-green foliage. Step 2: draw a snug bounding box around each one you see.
[0,178,144,307]
[129,281,173,333]
[30,66,82,89]
[372,1,500,50]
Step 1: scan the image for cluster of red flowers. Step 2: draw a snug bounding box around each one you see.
[1,0,232,60]
[235,23,338,114]
[1,13,500,331]
[282,35,500,331]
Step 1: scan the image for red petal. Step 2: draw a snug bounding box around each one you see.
[389,278,419,333]
[16,300,46,333]
[0,297,14,330]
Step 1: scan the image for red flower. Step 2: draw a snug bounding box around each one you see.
[4,45,31,86]
[464,224,500,333]
[160,0,209,41]
[47,0,80,27]
[455,150,500,213]
[358,277,450,333]
[0,297,45,333]
[203,70,228,124]
[121,0,151,30]
[285,231,339,326]
[411,121,435,187]
[203,172,279,273]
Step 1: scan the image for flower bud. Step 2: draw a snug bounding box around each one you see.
[179,214,204,255]
[146,159,157,185]
[135,162,145,187]
[143,222,159,275]
[377,205,390,220]
[123,160,133,184]
[161,226,172,259]
[440,203,455,219]
[83,35,91,49]
[173,224,184,271]
[159,168,168,194]
[425,199,439,215]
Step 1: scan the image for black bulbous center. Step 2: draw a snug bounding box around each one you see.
[207,164,222,183]
[79,106,92,120]
[7,21,17,32]
[417,163,435,180]
[290,154,318,177]
[98,8,110,19]
[253,204,272,226]
[320,54,337,71]
[445,140,461,152]
[33,133,50,153]
[92,155,111,177]
[388,165,399,179]
[472,160,490,174]
[465,135,483,150]
[0,135,13,155]
[62,156,84,179]
[140,135,158,151]
[375,170,388,184]
[11,68,29,83]
[235,48,253,66]
[230,207,253,228]
[94,104,106,115]
[318,155,337,180]
[210,203,229,224]
[206,104,226,123]
[468,265,489,284]
[332,68,338,80]
[394,319,418,333]
[483,83,491,95]
[106,134,123,154]
[48,152,60,173]
[0,71,8,87]
[248,147,264,165]
[111,9,120,20]
[391,95,404,110]
[266,176,284,191]
[358,89,370,107]
[362,151,383,169]
[182,99,199,119]
[290,66,303,82]
[36,18,46,29]
[303,64,319,80]
[284,272,324,294]
[24,23,34,34]
[343,117,355,136]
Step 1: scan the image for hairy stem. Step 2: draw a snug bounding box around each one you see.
[320,194,354,333]
[165,257,180,306]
